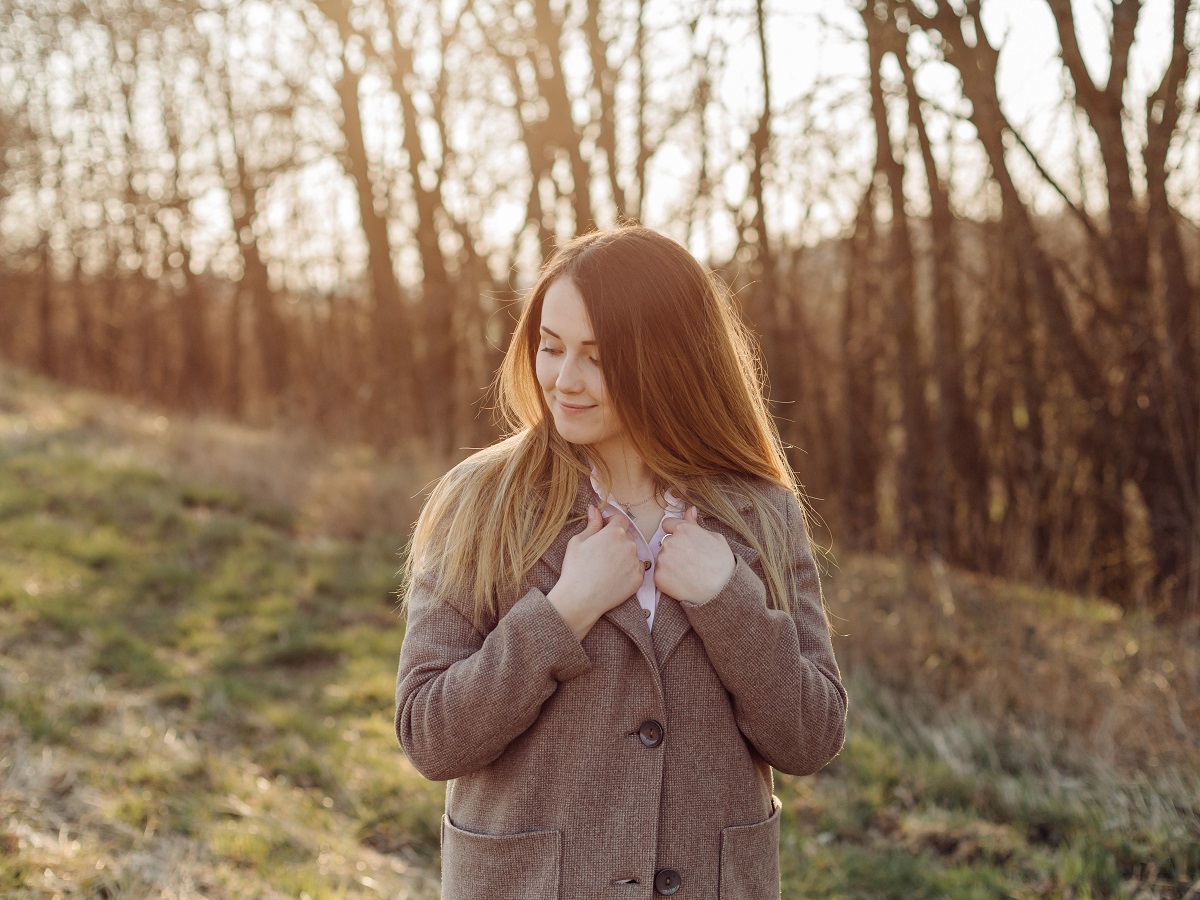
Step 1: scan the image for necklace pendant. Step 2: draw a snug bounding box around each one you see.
[624,505,636,520]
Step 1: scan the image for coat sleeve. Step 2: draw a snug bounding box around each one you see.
[680,491,847,775]
[395,578,592,782]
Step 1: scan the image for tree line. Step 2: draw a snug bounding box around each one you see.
[1,0,1197,615]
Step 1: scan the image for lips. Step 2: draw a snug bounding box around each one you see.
[558,401,596,413]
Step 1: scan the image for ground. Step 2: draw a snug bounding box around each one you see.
[0,366,1196,898]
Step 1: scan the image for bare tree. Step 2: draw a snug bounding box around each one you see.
[3,0,1198,611]
[862,1,934,553]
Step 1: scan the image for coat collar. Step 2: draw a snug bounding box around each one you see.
[542,471,760,671]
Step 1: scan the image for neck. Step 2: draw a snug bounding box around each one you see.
[592,438,655,502]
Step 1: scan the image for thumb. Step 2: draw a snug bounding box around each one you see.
[686,505,699,524]
[581,505,603,536]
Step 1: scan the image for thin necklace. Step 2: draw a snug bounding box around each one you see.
[613,491,656,520]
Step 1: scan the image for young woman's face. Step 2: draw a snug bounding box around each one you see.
[536,277,625,453]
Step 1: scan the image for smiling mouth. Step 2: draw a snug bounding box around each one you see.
[558,401,595,411]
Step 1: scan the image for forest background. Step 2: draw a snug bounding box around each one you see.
[3,0,1200,612]
[1,0,1200,895]
[3,0,1200,610]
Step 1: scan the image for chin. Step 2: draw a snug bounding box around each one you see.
[553,420,597,446]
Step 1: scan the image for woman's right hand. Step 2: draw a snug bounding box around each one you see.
[547,505,645,640]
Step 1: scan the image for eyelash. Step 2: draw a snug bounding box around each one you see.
[539,346,598,365]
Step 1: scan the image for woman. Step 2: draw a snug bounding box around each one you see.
[395,225,846,899]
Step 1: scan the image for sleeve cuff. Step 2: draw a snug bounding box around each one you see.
[679,554,769,633]
[500,588,593,682]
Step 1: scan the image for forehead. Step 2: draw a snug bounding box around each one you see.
[539,278,595,343]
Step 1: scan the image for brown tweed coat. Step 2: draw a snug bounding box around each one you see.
[395,473,847,899]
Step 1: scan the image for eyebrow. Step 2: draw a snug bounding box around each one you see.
[540,327,597,346]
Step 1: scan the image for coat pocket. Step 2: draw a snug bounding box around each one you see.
[718,796,782,900]
[441,815,562,900]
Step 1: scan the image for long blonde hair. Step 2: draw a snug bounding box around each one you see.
[404,225,810,628]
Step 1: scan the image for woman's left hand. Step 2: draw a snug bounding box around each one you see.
[654,507,736,606]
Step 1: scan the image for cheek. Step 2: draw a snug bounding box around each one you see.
[534,356,555,392]
[593,373,617,425]
[589,367,609,401]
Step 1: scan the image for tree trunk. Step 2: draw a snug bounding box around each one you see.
[864,5,933,552]
[582,0,626,217]
[37,232,55,377]
[334,58,418,435]
[530,0,593,234]
[383,0,455,449]
[897,38,988,563]
[1138,0,1199,609]
[750,0,775,314]
[632,0,648,222]
[840,187,884,547]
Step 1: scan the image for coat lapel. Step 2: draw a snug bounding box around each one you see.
[539,475,661,675]
[539,475,593,580]
[653,537,759,666]
[540,475,763,675]
[650,595,690,666]
[603,598,658,675]
[654,500,761,665]
[698,506,760,569]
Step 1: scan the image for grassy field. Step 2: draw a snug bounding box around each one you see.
[1,365,1197,899]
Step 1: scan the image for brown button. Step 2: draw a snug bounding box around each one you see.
[643,607,651,619]
[643,559,652,571]
[654,868,681,895]
[638,720,664,748]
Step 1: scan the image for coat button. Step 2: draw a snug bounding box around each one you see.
[654,868,681,895]
[638,719,664,747]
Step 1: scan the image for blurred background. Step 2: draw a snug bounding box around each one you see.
[1,0,1199,896]
[3,0,1200,613]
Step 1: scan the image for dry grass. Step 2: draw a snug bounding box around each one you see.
[0,366,446,544]
[0,655,439,900]
[827,554,1200,774]
[2,363,1198,898]
[0,366,444,898]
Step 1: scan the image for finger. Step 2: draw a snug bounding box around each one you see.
[580,505,603,537]
[685,505,699,524]
[660,516,683,535]
[603,515,635,539]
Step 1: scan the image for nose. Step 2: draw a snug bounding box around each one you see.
[556,353,585,393]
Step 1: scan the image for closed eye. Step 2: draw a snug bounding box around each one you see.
[539,345,599,366]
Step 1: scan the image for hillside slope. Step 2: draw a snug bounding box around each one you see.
[0,367,1197,898]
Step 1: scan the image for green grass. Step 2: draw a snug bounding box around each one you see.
[772,677,1200,897]
[0,365,1196,898]
[0,370,441,897]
